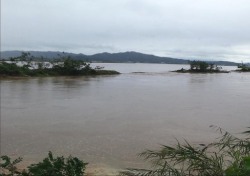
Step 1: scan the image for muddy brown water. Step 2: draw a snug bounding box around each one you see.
[1,64,250,170]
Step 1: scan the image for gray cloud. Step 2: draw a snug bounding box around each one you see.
[2,0,250,62]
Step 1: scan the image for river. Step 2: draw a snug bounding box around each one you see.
[1,63,250,171]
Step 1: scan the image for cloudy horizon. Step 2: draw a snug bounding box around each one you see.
[2,0,250,62]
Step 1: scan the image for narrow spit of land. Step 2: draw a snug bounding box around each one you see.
[0,53,120,77]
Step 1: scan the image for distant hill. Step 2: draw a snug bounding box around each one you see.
[0,50,239,66]
[88,51,190,64]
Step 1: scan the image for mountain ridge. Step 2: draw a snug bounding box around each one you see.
[0,50,238,66]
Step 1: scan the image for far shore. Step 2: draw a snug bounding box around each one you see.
[172,68,230,73]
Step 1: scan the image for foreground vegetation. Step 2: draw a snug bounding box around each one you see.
[1,127,250,176]
[174,61,229,73]
[0,152,87,176]
[0,52,119,77]
[121,126,250,176]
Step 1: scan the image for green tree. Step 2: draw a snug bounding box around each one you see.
[189,61,222,72]
[52,57,93,75]
[190,61,209,72]
[238,63,250,71]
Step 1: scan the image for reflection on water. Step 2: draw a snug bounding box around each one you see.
[1,64,250,169]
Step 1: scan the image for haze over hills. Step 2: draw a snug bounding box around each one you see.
[0,50,239,66]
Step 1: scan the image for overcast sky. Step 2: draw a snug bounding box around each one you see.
[2,0,250,62]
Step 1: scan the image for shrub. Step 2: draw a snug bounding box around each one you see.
[0,152,87,176]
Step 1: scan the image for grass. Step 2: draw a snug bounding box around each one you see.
[120,126,250,176]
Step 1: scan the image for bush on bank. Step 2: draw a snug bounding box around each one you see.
[0,152,87,176]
